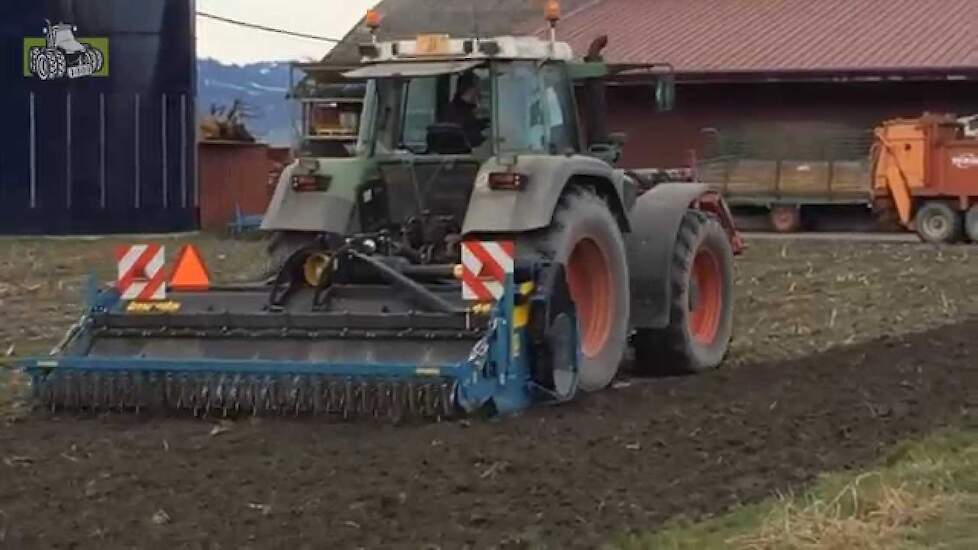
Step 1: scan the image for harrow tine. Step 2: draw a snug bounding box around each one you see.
[29,369,459,421]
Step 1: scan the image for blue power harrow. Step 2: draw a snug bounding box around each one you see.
[21,241,580,420]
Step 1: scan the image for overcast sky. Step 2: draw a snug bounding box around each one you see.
[197,0,380,64]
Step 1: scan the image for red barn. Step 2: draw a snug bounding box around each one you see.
[540,0,978,169]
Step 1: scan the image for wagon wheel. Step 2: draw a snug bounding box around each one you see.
[914,201,961,244]
[965,205,978,242]
[770,204,801,233]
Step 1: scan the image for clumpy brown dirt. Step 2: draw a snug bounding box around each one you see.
[728,239,978,366]
[2,322,978,549]
[1,237,978,548]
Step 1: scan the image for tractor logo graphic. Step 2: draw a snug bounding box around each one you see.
[24,21,108,80]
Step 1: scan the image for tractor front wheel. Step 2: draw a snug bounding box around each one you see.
[521,188,630,392]
[633,210,734,375]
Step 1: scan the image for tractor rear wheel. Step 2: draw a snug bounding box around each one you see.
[520,188,629,392]
[915,201,961,244]
[633,210,734,375]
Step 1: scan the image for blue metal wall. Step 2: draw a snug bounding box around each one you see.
[0,0,196,234]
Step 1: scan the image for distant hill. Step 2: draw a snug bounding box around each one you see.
[197,58,294,146]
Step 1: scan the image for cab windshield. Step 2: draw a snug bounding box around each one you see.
[359,61,579,157]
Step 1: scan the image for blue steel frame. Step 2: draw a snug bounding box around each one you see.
[22,272,576,416]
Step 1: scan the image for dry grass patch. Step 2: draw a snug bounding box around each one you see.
[616,429,978,550]
[730,475,956,550]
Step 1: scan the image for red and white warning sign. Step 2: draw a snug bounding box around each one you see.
[115,244,166,301]
[461,241,515,301]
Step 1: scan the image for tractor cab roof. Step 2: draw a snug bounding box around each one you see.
[344,59,482,79]
[348,35,574,79]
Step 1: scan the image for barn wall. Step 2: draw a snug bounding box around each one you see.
[609,80,978,169]
[198,142,274,232]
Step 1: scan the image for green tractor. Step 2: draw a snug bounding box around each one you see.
[25,32,741,418]
[260,32,742,393]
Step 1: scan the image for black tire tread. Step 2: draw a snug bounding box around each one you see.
[633,210,734,375]
[517,186,630,392]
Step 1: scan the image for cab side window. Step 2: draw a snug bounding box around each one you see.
[541,64,579,153]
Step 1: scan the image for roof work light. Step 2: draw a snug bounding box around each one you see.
[365,9,382,42]
[545,0,561,23]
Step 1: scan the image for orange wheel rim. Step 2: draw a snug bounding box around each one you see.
[689,248,722,344]
[565,238,612,358]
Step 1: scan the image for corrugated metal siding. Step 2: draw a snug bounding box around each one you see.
[548,0,978,75]
[0,0,196,235]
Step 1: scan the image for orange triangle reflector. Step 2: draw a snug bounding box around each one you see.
[169,245,211,291]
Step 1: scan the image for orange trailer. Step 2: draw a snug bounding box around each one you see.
[873,114,978,243]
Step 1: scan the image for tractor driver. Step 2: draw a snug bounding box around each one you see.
[443,71,490,149]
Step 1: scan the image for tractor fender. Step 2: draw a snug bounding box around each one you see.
[626,183,736,330]
[462,154,628,234]
[261,157,370,234]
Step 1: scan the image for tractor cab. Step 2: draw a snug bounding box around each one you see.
[347,35,581,160]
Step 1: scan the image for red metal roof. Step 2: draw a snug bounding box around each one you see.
[543,0,978,78]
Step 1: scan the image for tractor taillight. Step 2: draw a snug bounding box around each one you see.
[291,174,330,192]
[488,172,529,191]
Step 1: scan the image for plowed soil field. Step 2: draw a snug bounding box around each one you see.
[1,237,977,549]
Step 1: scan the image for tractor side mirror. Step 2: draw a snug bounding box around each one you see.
[655,74,676,112]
